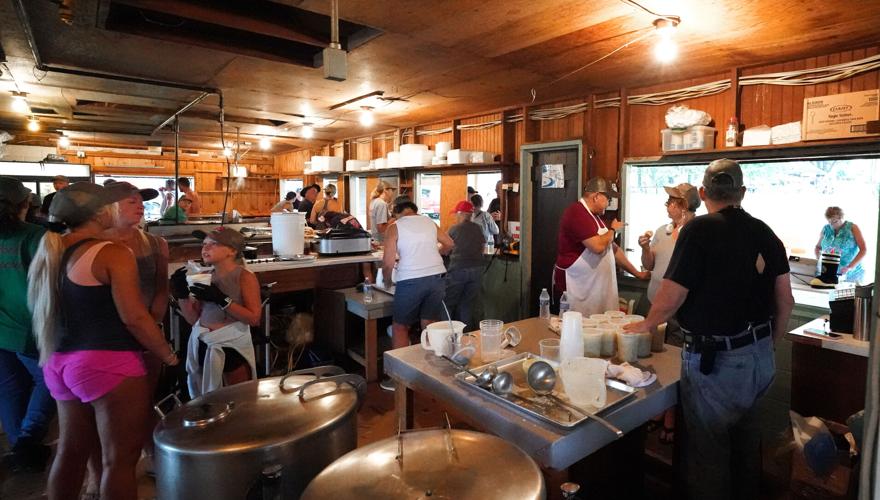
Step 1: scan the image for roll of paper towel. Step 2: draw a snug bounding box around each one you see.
[271,212,305,258]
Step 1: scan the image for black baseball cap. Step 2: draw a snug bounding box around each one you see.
[584,177,619,198]
[703,159,743,189]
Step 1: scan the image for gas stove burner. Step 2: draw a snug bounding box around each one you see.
[245,257,283,265]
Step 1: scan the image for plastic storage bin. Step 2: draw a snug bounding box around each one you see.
[661,126,716,151]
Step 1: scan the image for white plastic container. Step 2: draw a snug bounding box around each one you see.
[310,155,343,172]
[661,129,685,152]
[400,144,428,153]
[435,141,451,158]
[582,328,604,357]
[447,149,473,164]
[271,212,305,258]
[559,311,584,363]
[400,148,433,167]
[683,125,716,150]
[386,151,400,169]
[345,159,369,172]
[470,151,494,163]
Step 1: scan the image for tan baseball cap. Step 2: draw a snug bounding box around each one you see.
[664,183,701,211]
[192,226,245,252]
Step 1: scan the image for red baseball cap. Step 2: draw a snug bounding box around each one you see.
[451,200,474,213]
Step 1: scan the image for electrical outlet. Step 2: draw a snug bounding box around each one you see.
[511,183,519,193]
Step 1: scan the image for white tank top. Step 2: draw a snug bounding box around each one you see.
[394,215,446,282]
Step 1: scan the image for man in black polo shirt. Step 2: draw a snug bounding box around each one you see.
[625,159,794,500]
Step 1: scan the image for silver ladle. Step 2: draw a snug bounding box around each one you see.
[441,355,496,387]
[526,361,624,437]
[491,371,562,414]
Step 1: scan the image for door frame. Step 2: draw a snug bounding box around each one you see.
[519,140,583,316]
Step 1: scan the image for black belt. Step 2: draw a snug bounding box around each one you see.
[682,321,772,354]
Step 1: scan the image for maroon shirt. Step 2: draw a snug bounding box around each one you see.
[554,200,604,291]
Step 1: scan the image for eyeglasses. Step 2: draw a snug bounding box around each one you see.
[664,199,683,207]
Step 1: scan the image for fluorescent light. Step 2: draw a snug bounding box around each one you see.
[359,107,375,127]
[259,137,271,150]
[58,135,71,148]
[301,123,314,138]
[10,92,29,114]
[27,116,40,132]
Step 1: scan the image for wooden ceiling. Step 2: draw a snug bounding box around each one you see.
[0,0,877,153]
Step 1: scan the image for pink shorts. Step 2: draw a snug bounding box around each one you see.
[43,350,146,403]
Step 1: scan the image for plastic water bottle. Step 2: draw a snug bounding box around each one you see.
[539,288,551,319]
[559,291,570,315]
[363,278,373,303]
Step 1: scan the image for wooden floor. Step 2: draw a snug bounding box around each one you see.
[1,381,794,500]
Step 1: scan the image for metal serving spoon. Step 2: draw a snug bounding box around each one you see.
[491,371,561,414]
[441,355,497,387]
[526,361,624,437]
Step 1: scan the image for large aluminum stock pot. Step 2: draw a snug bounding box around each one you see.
[301,428,546,499]
[153,366,364,500]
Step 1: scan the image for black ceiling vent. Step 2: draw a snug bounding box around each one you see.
[103,0,382,67]
[30,106,58,115]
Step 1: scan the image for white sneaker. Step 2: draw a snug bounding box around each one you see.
[379,378,395,391]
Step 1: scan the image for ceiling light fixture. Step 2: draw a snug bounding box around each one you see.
[58,135,71,148]
[301,123,315,139]
[653,17,680,63]
[10,91,29,114]
[27,116,40,132]
[359,107,375,127]
[223,146,233,158]
[259,137,271,150]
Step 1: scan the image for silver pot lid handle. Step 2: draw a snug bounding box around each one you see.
[297,374,366,403]
[182,401,235,427]
[278,365,345,391]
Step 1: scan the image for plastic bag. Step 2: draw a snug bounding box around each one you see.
[665,105,712,129]
[790,411,837,476]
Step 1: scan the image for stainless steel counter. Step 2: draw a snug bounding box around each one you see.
[384,317,681,470]
[168,252,382,276]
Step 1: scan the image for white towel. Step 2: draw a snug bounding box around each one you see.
[187,321,257,397]
[606,362,657,387]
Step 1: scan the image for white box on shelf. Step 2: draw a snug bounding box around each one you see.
[371,158,385,170]
[386,151,400,169]
[399,148,433,168]
[310,155,343,172]
[345,159,369,172]
[447,149,473,164]
[742,125,772,147]
[771,121,802,144]
[470,151,495,163]
[400,143,429,153]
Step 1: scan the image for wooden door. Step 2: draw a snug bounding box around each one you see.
[529,148,580,316]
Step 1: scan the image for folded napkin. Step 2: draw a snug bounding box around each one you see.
[606,362,656,387]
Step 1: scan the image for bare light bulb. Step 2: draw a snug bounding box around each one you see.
[10,92,29,114]
[259,137,271,150]
[359,107,375,127]
[654,37,678,63]
[223,147,233,158]
[27,116,40,132]
[58,136,71,148]
[301,123,314,139]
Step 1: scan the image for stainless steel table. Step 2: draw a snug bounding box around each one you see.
[339,287,394,382]
[383,317,681,470]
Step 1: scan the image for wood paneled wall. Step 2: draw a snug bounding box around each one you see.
[460,112,504,157]
[415,121,454,149]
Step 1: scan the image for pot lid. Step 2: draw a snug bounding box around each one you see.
[154,369,362,453]
[301,429,544,500]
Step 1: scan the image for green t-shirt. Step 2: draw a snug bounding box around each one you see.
[161,205,188,223]
[0,222,46,354]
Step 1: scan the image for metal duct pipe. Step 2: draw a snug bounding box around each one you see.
[151,91,212,136]
[330,0,341,49]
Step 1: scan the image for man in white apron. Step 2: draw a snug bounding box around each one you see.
[553,177,649,316]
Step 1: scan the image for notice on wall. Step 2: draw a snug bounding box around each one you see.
[541,164,565,188]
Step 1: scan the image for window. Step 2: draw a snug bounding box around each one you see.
[351,176,368,225]
[280,178,303,200]
[467,171,502,209]
[622,157,880,284]
[415,173,441,225]
[94,174,177,221]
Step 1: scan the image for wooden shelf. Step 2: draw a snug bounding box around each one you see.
[649,137,880,163]
[200,190,278,194]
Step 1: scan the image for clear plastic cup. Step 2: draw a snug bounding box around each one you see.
[607,317,629,327]
[622,314,645,324]
[480,319,504,362]
[617,332,640,363]
[581,318,602,328]
[604,310,626,319]
[589,313,607,321]
[581,328,604,357]
[539,338,560,362]
[186,273,212,287]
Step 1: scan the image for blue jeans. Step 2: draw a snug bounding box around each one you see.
[445,267,482,331]
[679,336,775,500]
[392,274,445,326]
[0,349,56,447]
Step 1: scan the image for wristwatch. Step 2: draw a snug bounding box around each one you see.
[220,296,233,310]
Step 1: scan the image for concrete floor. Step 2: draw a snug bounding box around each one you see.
[2,380,795,500]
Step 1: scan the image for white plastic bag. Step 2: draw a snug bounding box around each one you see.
[665,105,712,129]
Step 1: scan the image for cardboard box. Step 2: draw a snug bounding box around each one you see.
[790,420,858,500]
[803,89,880,141]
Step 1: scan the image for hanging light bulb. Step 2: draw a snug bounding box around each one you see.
[301,123,314,139]
[27,116,40,132]
[223,146,233,158]
[653,17,680,64]
[359,106,375,127]
[10,92,29,114]
[259,137,271,150]
[58,135,71,148]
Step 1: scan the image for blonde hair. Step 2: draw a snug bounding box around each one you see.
[371,183,386,200]
[27,231,64,365]
[27,205,117,365]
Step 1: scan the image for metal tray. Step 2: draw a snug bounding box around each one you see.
[454,352,638,428]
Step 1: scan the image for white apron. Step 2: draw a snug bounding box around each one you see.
[554,200,619,316]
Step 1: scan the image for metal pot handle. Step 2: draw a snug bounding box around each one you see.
[297,374,367,403]
[153,392,183,420]
[278,365,345,390]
